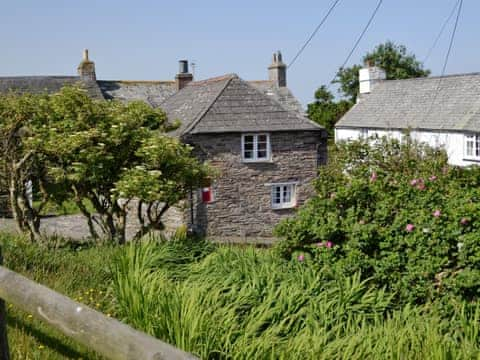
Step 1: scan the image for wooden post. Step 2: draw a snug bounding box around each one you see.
[0,248,9,360]
[0,265,197,360]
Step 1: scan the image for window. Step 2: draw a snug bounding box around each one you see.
[271,183,296,209]
[465,134,480,160]
[242,133,270,161]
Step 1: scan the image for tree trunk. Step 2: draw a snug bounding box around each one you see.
[9,177,24,235]
[0,247,10,360]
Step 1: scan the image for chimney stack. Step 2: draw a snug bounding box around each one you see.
[77,49,96,81]
[358,60,385,99]
[268,51,286,87]
[175,60,193,90]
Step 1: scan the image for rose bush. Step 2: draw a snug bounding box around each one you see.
[275,137,480,304]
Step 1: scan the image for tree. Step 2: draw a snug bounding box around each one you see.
[0,92,54,241]
[307,41,431,136]
[335,41,430,103]
[1,87,210,244]
[306,86,351,138]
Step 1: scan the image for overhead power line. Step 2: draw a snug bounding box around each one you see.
[422,0,463,124]
[328,0,384,86]
[422,0,462,65]
[288,0,342,69]
[439,0,463,77]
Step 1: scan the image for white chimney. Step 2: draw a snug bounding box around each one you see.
[359,61,386,96]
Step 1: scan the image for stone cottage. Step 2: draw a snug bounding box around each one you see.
[0,50,327,241]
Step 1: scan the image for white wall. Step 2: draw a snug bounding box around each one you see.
[335,127,475,167]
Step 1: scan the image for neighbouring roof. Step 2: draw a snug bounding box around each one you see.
[0,76,104,99]
[161,74,322,136]
[336,73,480,133]
[249,80,304,114]
[97,80,176,107]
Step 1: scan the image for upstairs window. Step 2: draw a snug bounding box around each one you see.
[465,134,480,160]
[242,134,270,162]
[271,183,296,209]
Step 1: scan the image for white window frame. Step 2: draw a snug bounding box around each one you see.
[271,183,296,209]
[241,133,271,162]
[464,134,480,160]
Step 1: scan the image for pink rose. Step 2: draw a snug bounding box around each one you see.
[406,224,415,232]
[429,175,437,181]
[370,172,377,182]
[298,254,305,261]
[417,183,426,191]
[326,241,334,248]
[433,210,441,218]
[460,218,469,225]
[410,179,418,186]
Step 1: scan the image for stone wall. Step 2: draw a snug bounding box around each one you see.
[184,131,326,240]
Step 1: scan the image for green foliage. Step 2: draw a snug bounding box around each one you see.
[306,86,351,137]
[1,86,210,243]
[1,233,119,359]
[335,41,430,102]
[307,42,431,135]
[111,239,480,359]
[276,137,480,304]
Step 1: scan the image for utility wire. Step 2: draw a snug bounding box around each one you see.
[422,0,462,65]
[422,0,463,124]
[328,0,384,86]
[288,0,341,69]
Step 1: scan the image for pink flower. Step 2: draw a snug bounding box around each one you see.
[429,175,437,181]
[410,179,418,186]
[433,209,441,218]
[297,254,305,261]
[326,241,334,248]
[417,183,426,191]
[370,172,377,182]
[460,217,469,225]
[406,224,415,232]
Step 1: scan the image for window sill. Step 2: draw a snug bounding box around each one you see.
[272,203,297,210]
[463,158,480,163]
[242,159,273,164]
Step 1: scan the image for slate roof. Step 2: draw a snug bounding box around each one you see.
[336,73,480,132]
[161,74,322,136]
[97,80,176,107]
[0,76,104,99]
[249,80,304,114]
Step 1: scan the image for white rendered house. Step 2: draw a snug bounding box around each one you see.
[335,64,480,167]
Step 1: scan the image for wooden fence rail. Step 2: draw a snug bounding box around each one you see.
[0,265,198,360]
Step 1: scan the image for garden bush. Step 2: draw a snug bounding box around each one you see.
[275,137,480,304]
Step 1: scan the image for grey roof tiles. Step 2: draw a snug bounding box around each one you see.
[161,74,323,136]
[336,73,480,132]
[0,76,104,99]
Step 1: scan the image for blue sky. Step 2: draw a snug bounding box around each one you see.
[0,0,476,106]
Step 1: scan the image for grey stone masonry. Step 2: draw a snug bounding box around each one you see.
[185,131,326,241]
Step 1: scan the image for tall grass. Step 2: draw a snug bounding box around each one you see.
[109,240,480,359]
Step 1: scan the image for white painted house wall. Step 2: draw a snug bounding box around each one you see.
[335,128,476,167]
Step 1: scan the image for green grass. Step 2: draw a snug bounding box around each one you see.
[111,240,480,359]
[0,233,121,359]
[35,199,95,216]
[2,233,480,359]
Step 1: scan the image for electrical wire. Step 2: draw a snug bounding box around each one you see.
[328,0,384,86]
[423,0,462,66]
[422,0,463,124]
[288,0,341,69]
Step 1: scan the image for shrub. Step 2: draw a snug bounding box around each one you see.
[275,137,480,304]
